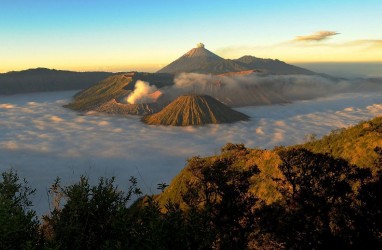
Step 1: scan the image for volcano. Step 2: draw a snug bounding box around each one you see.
[142,94,249,126]
[65,73,173,115]
[157,43,219,73]
[157,43,314,75]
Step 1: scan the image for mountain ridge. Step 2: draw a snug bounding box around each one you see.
[0,68,113,95]
[157,43,315,75]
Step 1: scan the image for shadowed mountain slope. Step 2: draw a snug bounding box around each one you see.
[142,95,249,126]
[0,68,112,95]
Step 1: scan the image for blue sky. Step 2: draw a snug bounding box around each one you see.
[1,0,381,72]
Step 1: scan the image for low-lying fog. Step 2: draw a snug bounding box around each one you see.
[1,90,382,215]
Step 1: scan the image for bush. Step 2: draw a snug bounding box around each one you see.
[0,169,39,250]
[43,176,141,249]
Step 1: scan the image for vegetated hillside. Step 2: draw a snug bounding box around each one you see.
[301,116,382,170]
[142,95,249,126]
[0,68,112,95]
[157,116,382,206]
[157,43,315,75]
[158,145,284,207]
[65,72,174,113]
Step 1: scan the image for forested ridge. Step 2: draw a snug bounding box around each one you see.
[1,117,381,249]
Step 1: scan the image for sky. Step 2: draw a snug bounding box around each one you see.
[1,0,382,73]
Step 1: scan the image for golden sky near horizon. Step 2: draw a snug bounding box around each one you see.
[1,1,381,73]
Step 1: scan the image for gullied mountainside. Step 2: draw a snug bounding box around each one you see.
[157,116,382,206]
[0,68,112,95]
[142,95,249,126]
[65,74,133,111]
[65,72,174,114]
[157,43,315,75]
[95,99,161,115]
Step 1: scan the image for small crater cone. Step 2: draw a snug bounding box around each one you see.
[142,94,249,126]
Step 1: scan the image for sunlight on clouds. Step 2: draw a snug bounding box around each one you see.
[294,31,339,42]
[0,103,15,109]
[0,90,382,215]
[216,31,382,63]
[50,115,64,122]
[367,104,382,114]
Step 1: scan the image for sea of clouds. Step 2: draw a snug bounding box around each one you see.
[1,90,382,215]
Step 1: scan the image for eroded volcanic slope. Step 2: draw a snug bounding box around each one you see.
[142,95,249,126]
[65,72,174,115]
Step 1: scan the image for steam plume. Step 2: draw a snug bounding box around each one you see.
[126,80,161,104]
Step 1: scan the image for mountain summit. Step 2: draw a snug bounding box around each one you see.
[157,43,314,75]
[157,43,232,74]
[183,42,223,61]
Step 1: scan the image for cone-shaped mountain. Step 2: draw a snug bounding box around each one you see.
[157,43,314,75]
[157,43,234,74]
[142,94,249,126]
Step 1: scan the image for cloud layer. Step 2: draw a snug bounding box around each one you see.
[1,90,382,215]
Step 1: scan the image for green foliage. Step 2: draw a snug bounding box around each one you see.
[183,151,260,249]
[269,148,377,248]
[0,169,39,250]
[43,176,142,249]
[303,117,382,170]
[354,147,382,247]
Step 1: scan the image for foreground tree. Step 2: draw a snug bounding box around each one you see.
[274,148,372,249]
[0,169,39,250]
[355,147,382,247]
[182,144,261,249]
[43,176,142,249]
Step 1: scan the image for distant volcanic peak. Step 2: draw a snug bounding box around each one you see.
[157,43,227,74]
[142,94,249,126]
[196,42,205,48]
[183,43,223,60]
[157,43,315,75]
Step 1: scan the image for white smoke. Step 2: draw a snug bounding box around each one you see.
[126,80,160,104]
